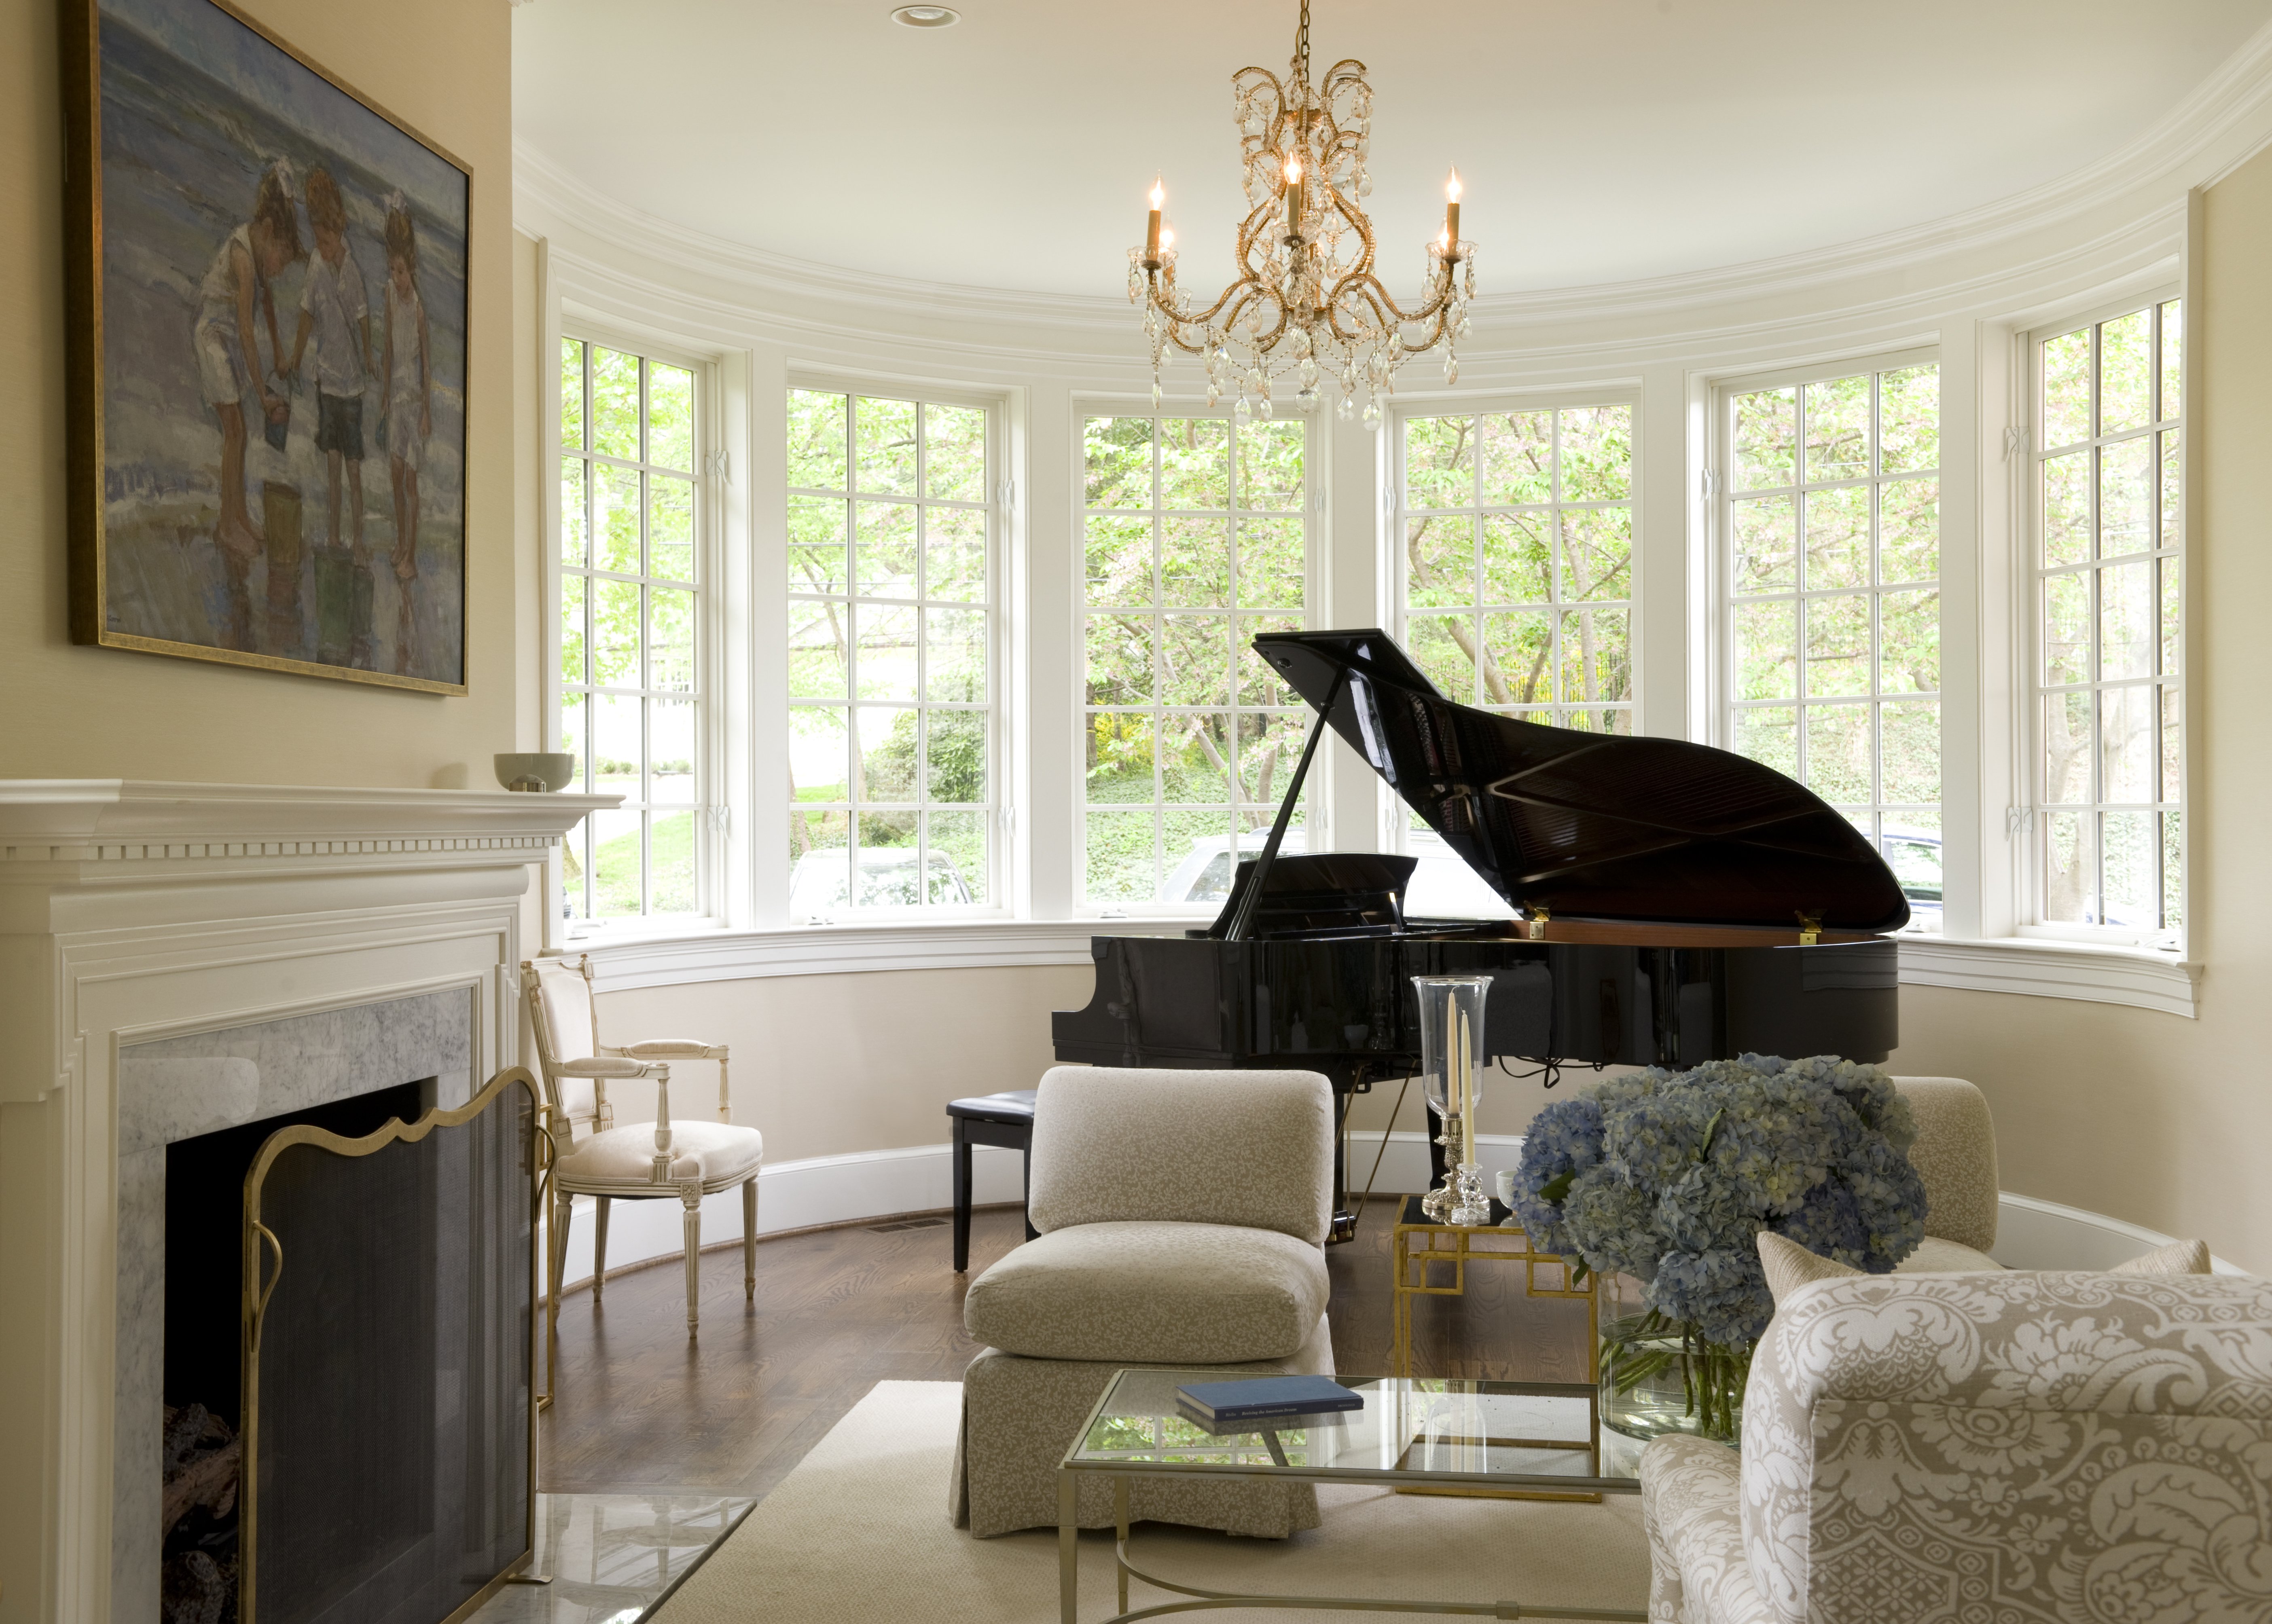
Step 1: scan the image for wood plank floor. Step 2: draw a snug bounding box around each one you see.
[538,1197,1599,1497]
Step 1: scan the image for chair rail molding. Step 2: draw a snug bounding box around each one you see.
[0,780,609,1624]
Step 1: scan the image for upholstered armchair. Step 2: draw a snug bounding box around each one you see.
[521,955,760,1339]
[951,1066,1337,1539]
[1641,1268,2272,1624]
[1889,1074,2002,1271]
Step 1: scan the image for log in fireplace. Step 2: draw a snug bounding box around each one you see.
[161,1070,542,1624]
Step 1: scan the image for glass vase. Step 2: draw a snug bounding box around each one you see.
[1410,975,1491,1224]
[1599,1313,1748,1444]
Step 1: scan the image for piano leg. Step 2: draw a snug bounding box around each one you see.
[1323,1064,1383,1245]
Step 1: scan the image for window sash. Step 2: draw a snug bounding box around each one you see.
[786,386,1004,919]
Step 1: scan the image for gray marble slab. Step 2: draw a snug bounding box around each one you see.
[464,1493,757,1624]
[112,988,476,1624]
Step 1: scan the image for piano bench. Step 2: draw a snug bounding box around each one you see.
[948,1090,1039,1271]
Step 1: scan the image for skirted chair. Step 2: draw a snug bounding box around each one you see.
[1641,1266,2269,1623]
[521,955,760,1339]
[951,1066,1337,1539]
[1887,1074,2002,1271]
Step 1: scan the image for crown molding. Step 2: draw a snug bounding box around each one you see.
[515,17,2272,341]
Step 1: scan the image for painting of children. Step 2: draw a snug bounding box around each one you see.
[67,0,470,692]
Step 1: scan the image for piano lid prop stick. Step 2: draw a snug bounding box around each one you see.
[1223,662,1349,943]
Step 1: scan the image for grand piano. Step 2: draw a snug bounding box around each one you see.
[1052,628,1910,1238]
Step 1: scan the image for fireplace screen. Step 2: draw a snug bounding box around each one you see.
[240,1067,540,1624]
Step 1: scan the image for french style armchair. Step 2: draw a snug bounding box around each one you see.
[952,1066,1338,1539]
[521,955,759,1339]
[1641,1267,2272,1624]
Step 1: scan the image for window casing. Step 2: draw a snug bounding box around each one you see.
[1079,413,1310,910]
[1718,357,1942,929]
[556,337,709,924]
[2026,297,2183,944]
[785,387,1002,919]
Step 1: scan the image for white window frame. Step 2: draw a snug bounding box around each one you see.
[1072,402,1322,918]
[783,374,1010,922]
[2016,290,2184,951]
[548,325,725,939]
[1709,349,1943,929]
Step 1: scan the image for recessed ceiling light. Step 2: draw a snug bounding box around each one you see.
[891,4,960,25]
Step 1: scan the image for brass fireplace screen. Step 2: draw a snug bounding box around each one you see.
[239,1066,545,1624]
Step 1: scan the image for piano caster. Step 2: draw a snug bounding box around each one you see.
[1328,1210,1358,1245]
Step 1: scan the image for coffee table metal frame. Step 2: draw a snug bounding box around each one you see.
[1055,1374,1644,1624]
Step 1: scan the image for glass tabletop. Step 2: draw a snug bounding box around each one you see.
[1065,1372,1641,1493]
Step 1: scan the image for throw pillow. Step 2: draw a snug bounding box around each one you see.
[2109,1237,2213,1275]
[1757,1230,2215,1308]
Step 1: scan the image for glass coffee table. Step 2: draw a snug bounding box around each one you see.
[1057,1371,1645,1623]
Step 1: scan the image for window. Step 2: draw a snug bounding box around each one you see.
[786,388,999,918]
[1080,414,1308,908]
[1722,362,1942,928]
[2030,299,2182,939]
[1395,405,1635,733]
[557,338,705,922]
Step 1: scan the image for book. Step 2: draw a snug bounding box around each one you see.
[1173,1375,1362,1425]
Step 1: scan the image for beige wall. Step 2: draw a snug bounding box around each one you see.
[1885,150,2272,1276]
[0,0,521,787]
[593,965,1095,1167]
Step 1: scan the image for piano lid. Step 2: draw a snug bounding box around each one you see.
[1254,628,1911,933]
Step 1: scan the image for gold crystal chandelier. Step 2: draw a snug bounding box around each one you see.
[1129,0,1474,426]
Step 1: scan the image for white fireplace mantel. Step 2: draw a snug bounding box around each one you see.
[0,780,613,1624]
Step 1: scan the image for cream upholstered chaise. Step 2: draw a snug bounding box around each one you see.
[522,955,760,1339]
[1640,1267,2268,1624]
[952,1066,1337,1539]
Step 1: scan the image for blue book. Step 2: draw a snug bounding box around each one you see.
[1174,1375,1361,1425]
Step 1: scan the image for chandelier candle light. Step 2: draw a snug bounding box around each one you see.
[1413,975,1492,1225]
[1129,0,1476,425]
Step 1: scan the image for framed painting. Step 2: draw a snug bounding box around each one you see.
[62,0,471,692]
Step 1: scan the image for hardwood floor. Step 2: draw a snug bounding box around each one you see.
[538,1198,1598,1497]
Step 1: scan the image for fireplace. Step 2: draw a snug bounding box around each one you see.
[156,1063,540,1624]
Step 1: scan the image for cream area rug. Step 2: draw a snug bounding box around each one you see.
[652,1381,1650,1623]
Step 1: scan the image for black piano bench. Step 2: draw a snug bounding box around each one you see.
[947,1089,1040,1271]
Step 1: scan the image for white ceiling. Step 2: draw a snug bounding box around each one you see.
[512,0,2272,299]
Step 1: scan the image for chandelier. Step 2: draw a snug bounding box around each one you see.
[1128,0,1474,426]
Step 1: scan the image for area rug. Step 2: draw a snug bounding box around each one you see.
[650,1381,1650,1623]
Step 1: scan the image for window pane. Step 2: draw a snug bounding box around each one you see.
[1558,607,1629,705]
[2099,560,2154,680]
[2159,300,2183,423]
[1085,417,1154,507]
[649,587,694,693]
[1732,496,1796,593]
[925,507,987,603]
[790,706,849,804]
[1802,485,1869,590]
[2100,686,2155,804]
[1160,615,1233,707]
[559,693,586,793]
[1406,516,1475,608]
[1085,808,1155,902]
[1734,601,1797,702]
[1161,516,1234,608]
[1878,366,1938,474]
[2099,311,2152,436]
[1561,507,1632,602]
[1879,588,1937,694]
[1880,479,1937,584]
[2160,429,2181,552]
[2042,451,2091,567]
[595,464,639,573]
[2161,685,2183,802]
[1086,614,1153,706]
[856,708,918,802]
[1881,700,1939,805]
[1481,514,1551,604]
[2043,573,2090,687]
[924,607,987,703]
[788,804,849,918]
[2162,811,2183,929]
[925,404,986,503]
[789,598,847,700]
[1406,414,1474,507]
[1408,613,1478,702]
[650,695,696,802]
[1086,515,1152,609]
[649,364,694,471]
[590,808,643,918]
[853,603,918,701]
[560,339,585,452]
[1237,421,1304,511]
[591,348,639,460]
[2099,436,2153,558]
[1479,410,1552,505]
[2043,692,2092,804]
[1804,704,1873,804]
[592,579,641,686]
[1734,706,1798,776]
[1559,406,1632,503]
[789,390,849,491]
[650,812,695,914]
[1733,388,1796,490]
[2159,555,2181,676]
[928,810,987,905]
[1804,594,1871,698]
[924,710,988,803]
[1803,376,1870,484]
[2101,810,2155,928]
[1161,713,1233,804]
[1085,712,1155,802]
[1238,517,1304,607]
[593,693,641,797]
[1238,614,1302,705]
[2041,329,2092,450]
[855,501,918,598]
[789,496,849,596]
[1160,418,1229,510]
[2042,810,2092,923]
[649,475,693,582]
[1236,711,1305,808]
[857,397,919,494]
[559,574,586,686]
[560,458,587,567]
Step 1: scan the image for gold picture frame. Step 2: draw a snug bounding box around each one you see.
[62,0,472,691]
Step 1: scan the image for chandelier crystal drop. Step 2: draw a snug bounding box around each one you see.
[1129,0,1474,425]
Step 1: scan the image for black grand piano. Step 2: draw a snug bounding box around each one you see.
[1052,628,1909,1238]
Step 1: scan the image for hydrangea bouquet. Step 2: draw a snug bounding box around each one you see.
[1508,1053,1928,1440]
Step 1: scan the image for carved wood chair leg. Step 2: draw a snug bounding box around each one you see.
[741,1176,758,1300]
[592,1196,612,1303]
[682,1187,703,1339]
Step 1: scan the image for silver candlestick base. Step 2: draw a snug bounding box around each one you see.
[1450,1163,1492,1226]
[1419,1112,1461,1222]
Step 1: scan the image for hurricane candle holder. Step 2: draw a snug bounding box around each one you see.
[1411,975,1492,1226]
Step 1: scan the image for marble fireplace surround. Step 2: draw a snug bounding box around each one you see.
[0,781,611,1624]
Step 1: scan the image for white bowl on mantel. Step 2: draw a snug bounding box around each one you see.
[493,753,577,793]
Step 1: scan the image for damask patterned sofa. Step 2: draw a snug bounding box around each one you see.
[1641,1269,2272,1623]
